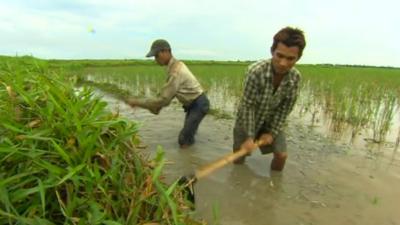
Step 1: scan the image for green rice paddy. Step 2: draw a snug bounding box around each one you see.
[82,60,400,144]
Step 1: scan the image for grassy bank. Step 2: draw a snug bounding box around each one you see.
[0,56,199,225]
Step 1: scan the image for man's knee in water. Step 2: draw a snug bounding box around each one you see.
[271,152,288,171]
[274,152,287,160]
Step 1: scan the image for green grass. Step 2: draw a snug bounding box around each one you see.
[0,57,200,225]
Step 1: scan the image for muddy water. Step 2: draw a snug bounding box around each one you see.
[103,95,400,225]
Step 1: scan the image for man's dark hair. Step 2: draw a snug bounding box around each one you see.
[271,27,306,59]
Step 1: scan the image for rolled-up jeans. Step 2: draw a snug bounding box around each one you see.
[178,94,210,146]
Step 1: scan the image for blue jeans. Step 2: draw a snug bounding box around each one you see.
[178,94,210,146]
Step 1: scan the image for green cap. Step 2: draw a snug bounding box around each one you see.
[146,39,171,57]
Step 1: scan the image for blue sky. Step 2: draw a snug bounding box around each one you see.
[1,0,399,67]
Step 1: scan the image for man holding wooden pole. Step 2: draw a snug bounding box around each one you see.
[233,27,306,171]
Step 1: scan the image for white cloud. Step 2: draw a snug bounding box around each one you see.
[0,0,399,66]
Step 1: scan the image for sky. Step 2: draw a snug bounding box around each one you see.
[0,0,399,67]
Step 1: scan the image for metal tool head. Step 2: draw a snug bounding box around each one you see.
[178,174,197,208]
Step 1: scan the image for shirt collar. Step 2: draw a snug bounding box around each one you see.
[268,59,295,86]
[166,57,177,74]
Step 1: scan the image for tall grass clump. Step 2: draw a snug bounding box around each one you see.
[0,57,198,225]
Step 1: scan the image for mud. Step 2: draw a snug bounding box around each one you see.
[104,95,400,225]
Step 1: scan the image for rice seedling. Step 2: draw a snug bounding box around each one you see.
[29,57,400,147]
[297,65,400,143]
[396,127,400,151]
[82,62,400,146]
[370,92,398,143]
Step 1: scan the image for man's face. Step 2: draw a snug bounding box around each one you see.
[271,42,299,75]
[154,50,169,65]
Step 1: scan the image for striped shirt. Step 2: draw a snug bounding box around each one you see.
[236,59,301,139]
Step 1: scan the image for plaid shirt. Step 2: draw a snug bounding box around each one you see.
[236,59,301,139]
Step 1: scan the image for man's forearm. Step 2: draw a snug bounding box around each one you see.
[270,99,296,137]
[125,97,169,114]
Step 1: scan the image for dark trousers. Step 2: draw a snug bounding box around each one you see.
[178,94,210,146]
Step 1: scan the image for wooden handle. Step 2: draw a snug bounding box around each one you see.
[194,140,263,180]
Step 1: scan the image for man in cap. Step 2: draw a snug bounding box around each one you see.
[233,27,306,171]
[125,39,210,149]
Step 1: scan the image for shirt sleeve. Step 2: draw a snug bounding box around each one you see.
[239,69,259,138]
[269,82,299,138]
[158,73,180,106]
[136,73,180,114]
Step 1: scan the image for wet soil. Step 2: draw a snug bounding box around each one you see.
[104,95,400,225]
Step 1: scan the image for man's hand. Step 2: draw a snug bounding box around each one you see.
[240,138,258,153]
[124,97,162,115]
[124,97,139,108]
[148,105,161,115]
[258,133,274,146]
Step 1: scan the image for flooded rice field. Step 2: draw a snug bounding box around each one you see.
[101,93,400,225]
